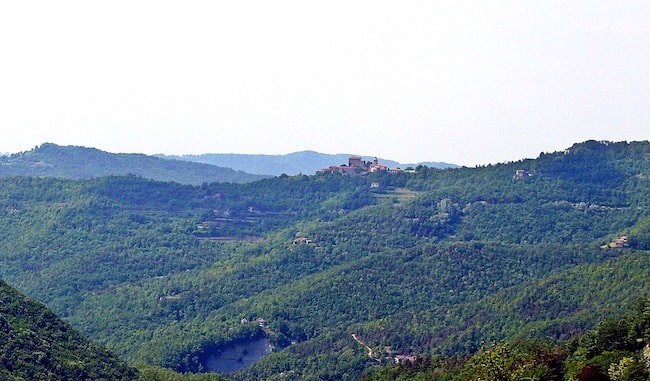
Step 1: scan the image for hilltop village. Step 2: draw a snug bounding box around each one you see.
[318,155,415,175]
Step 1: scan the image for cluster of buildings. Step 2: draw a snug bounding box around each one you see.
[319,156,413,175]
[602,235,629,249]
[240,317,268,327]
[394,354,417,364]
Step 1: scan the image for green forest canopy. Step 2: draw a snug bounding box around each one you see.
[0,140,648,380]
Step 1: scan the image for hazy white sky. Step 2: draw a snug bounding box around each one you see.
[1,1,648,166]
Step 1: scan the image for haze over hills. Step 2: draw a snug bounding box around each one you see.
[0,143,269,185]
[1,143,456,183]
[0,140,648,380]
[157,151,459,176]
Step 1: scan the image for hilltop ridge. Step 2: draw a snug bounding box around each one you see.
[157,150,458,176]
[0,143,269,184]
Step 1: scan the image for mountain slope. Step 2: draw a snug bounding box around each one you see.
[0,140,648,380]
[361,297,650,381]
[0,143,269,184]
[0,279,138,380]
[158,150,458,176]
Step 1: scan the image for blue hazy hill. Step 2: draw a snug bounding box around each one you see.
[158,150,458,176]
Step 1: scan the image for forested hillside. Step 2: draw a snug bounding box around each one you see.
[361,298,650,380]
[0,279,138,380]
[0,140,648,380]
[0,143,268,184]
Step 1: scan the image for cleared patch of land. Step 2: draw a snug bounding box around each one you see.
[373,187,421,205]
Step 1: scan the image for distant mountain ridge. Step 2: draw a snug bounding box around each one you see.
[157,150,458,176]
[0,143,269,184]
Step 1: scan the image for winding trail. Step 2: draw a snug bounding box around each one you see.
[352,333,378,361]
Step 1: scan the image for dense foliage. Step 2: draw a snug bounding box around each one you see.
[0,279,138,380]
[361,298,650,380]
[0,140,648,380]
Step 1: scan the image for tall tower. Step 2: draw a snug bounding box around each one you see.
[349,155,362,167]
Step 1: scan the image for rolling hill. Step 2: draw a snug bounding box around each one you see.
[0,140,648,380]
[0,143,269,184]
